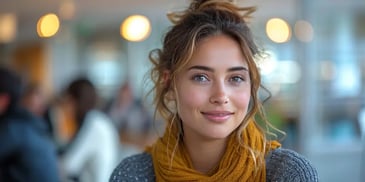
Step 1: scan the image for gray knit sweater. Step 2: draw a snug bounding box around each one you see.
[110,148,318,182]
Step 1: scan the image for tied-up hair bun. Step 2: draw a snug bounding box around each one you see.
[167,0,256,24]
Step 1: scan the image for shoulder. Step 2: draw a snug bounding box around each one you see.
[266,148,319,182]
[87,110,112,123]
[85,110,116,133]
[1,110,49,141]
[110,152,155,182]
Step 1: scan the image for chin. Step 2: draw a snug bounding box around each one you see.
[204,130,233,140]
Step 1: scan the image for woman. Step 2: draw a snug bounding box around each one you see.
[110,0,318,181]
[60,78,120,182]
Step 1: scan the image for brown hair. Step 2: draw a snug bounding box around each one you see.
[149,0,273,167]
[65,78,97,124]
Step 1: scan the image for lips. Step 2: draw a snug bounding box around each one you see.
[201,111,233,123]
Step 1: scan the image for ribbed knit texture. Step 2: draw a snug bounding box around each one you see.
[265,148,318,182]
[110,153,155,182]
[110,148,318,182]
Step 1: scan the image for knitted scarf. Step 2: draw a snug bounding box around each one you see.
[146,121,281,181]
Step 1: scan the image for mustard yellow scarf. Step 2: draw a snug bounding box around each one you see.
[146,121,280,181]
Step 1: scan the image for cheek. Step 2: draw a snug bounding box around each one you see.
[233,92,251,111]
[177,88,207,111]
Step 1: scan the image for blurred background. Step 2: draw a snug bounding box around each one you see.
[0,0,364,181]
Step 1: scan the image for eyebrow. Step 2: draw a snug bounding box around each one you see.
[187,65,249,72]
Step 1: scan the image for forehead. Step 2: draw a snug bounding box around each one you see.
[186,34,249,68]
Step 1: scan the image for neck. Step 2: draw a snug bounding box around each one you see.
[183,135,228,174]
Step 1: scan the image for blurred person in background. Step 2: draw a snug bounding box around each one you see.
[104,80,153,148]
[21,82,48,117]
[110,0,318,181]
[0,66,59,182]
[20,82,54,138]
[59,77,120,182]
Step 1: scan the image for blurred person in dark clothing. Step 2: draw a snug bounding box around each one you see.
[21,82,55,138]
[0,66,59,182]
[21,82,48,117]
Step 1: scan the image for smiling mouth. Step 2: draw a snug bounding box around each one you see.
[201,111,233,123]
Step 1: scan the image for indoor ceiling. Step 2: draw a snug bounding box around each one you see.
[3,0,362,43]
[0,0,292,21]
[0,0,297,42]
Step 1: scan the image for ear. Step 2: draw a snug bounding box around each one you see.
[162,71,175,101]
[0,94,10,114]
[162,70,170,87]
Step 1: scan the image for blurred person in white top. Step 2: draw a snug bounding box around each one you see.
[59,77,120,182]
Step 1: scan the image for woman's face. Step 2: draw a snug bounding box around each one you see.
[174,34,251,141]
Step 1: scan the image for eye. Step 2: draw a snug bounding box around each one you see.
[229,75,245,84]
[192,74,209,83]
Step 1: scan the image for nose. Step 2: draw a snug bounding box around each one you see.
[209,82,229,105]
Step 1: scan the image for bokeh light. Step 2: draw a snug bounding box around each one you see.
[0,13,17,43]
[294,20,314,42]
[37,13,60,38]
[121,15,151,42]
[266,18,291,43]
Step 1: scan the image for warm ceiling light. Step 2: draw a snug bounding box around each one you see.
[59,0,76,20]
[294,20,314,42]
[266,18,291,43]
[37,13,60,38]
[121,15,151,42]
[0,13,17,43]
